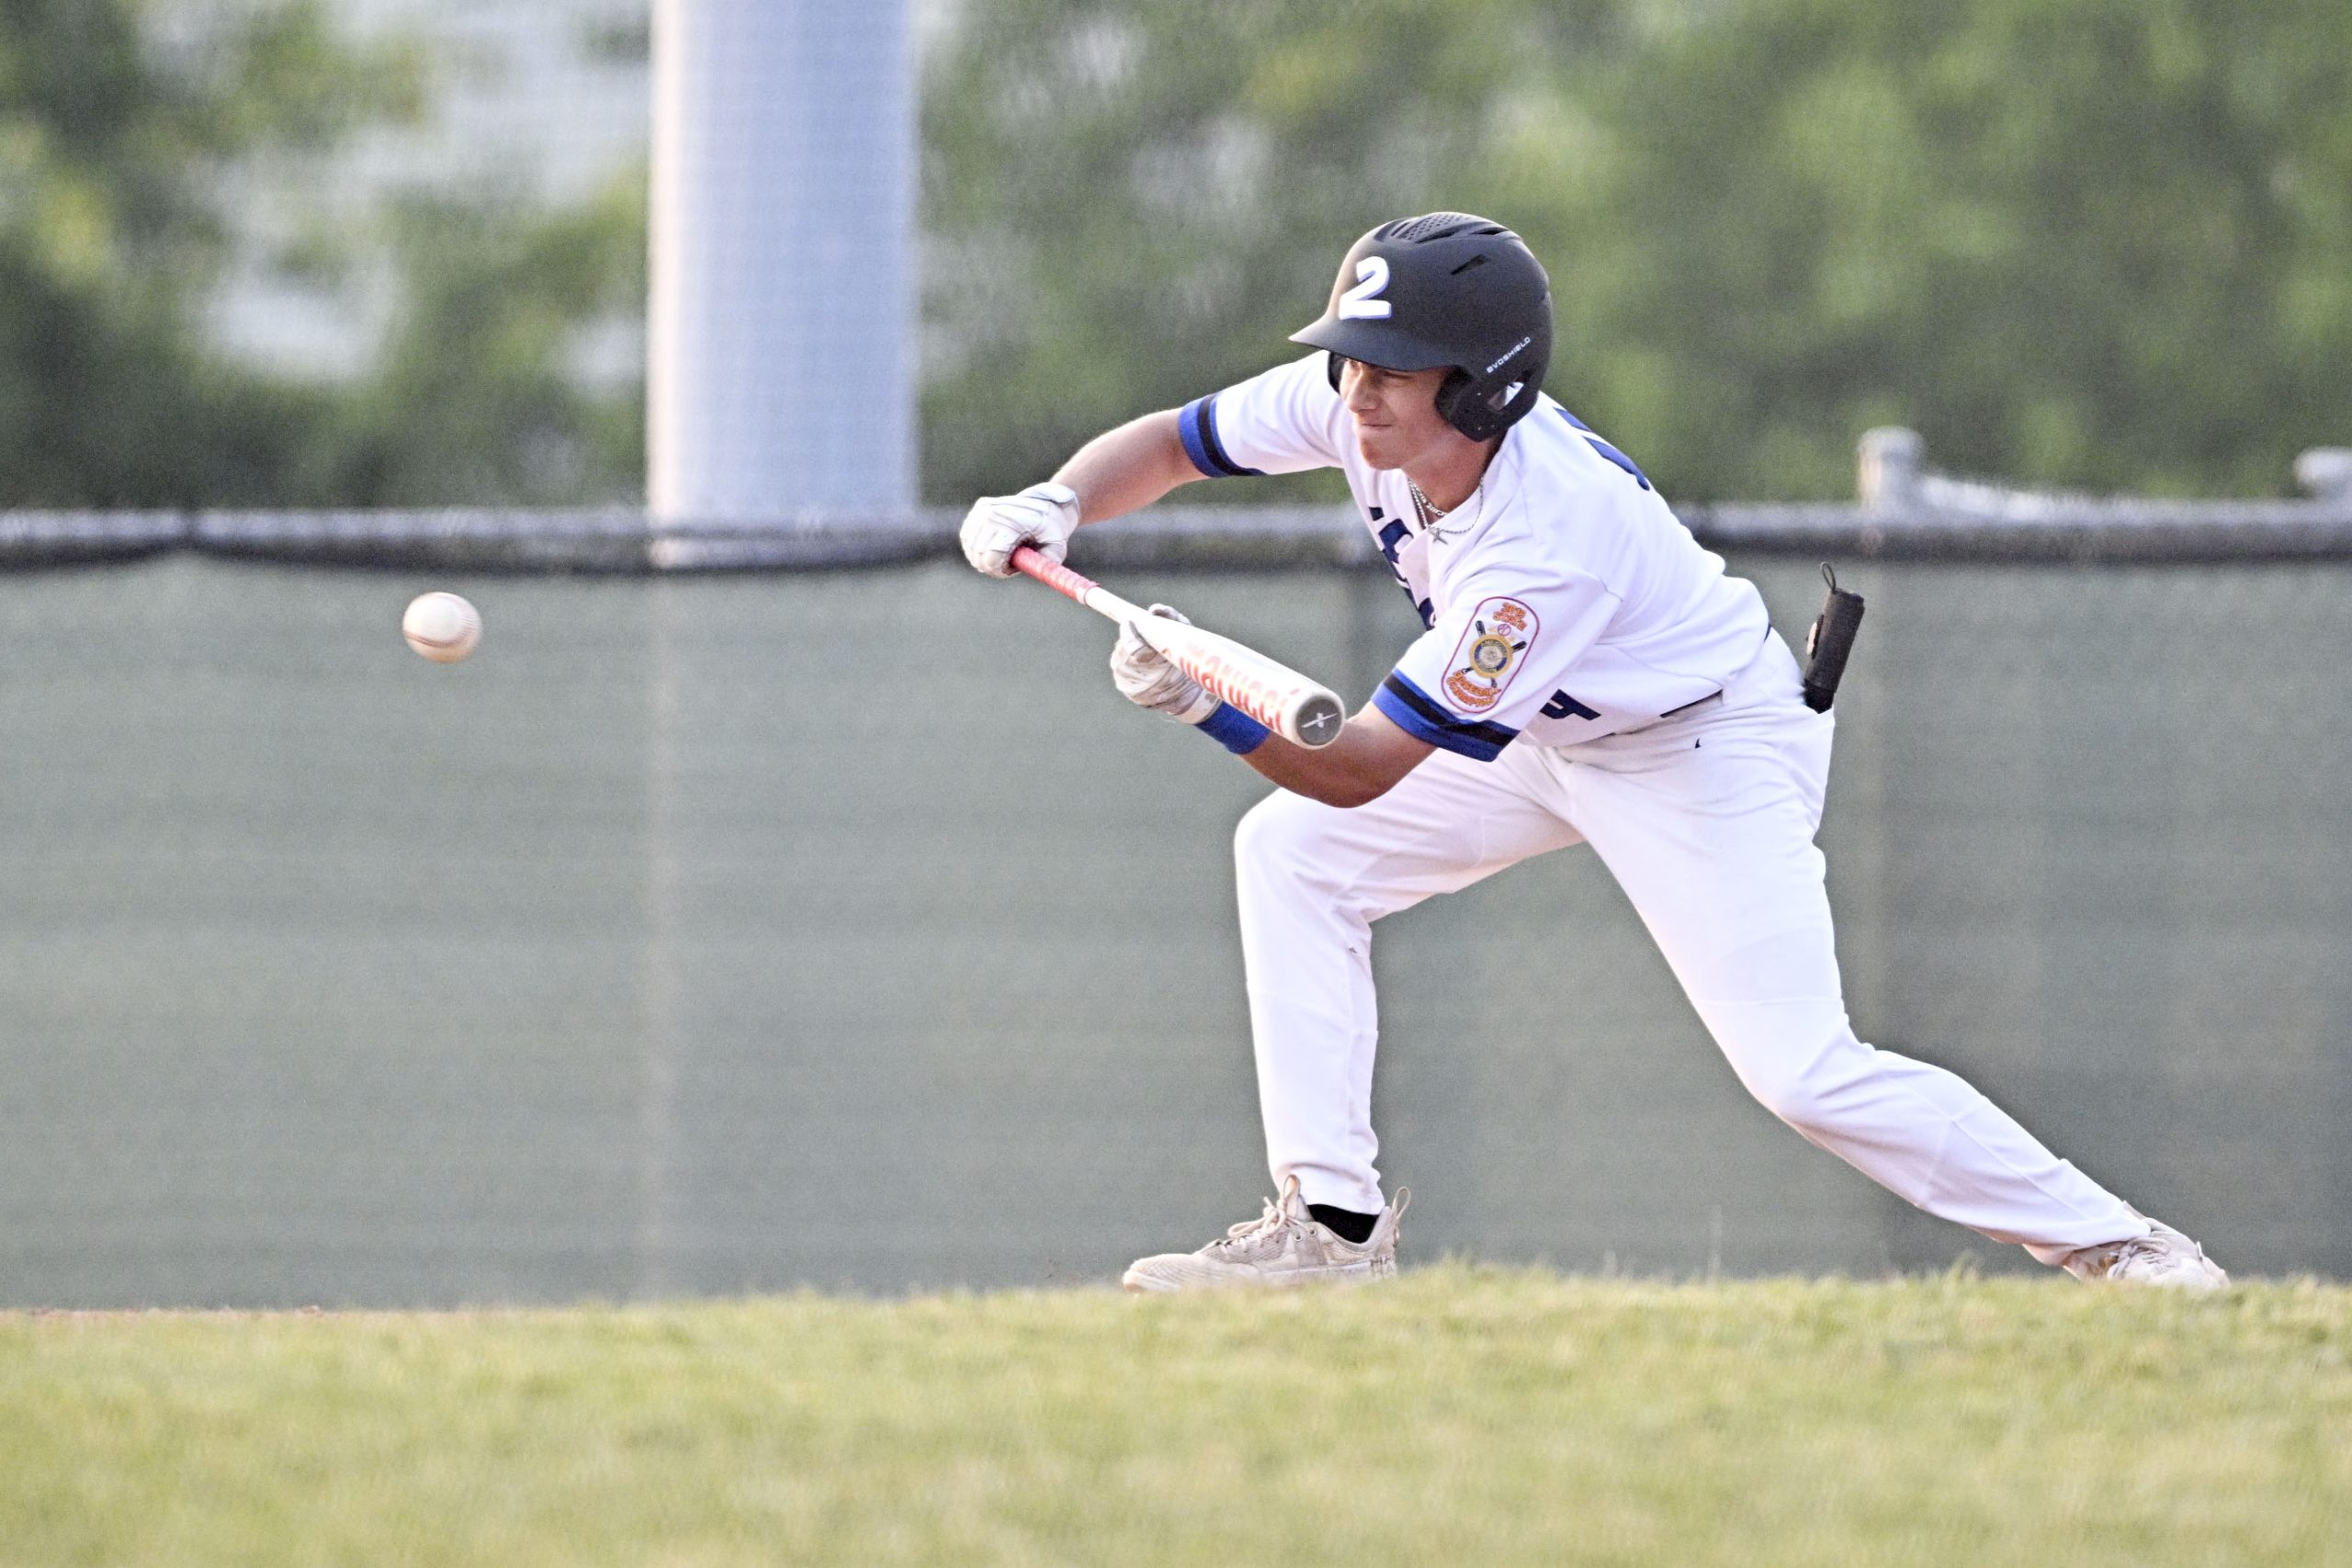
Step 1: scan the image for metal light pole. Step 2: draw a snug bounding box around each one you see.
[648,0,916,520]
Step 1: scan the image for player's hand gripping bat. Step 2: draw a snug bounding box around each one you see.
[1009,545,1347,748]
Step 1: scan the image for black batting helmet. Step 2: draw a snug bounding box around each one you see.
[1290,213,1553,442]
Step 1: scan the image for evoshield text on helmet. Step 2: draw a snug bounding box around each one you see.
[1290,213,1554,443]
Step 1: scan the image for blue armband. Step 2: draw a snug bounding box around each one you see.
[1198,702,1272,755]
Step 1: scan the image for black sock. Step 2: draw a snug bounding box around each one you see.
[1308,1203,1379,1245]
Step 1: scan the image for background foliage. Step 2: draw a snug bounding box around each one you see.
[926,0,2352,502]
[0,0,642,508]
[0,0,396,504]
[4,0,2346,507]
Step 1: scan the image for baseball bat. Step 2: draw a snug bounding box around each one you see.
[1009,545,1348,748]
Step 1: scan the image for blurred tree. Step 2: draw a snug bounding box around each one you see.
[13,0,2346,510]
[1537,0,2352,498]
[923,0,2352,502]
[0,0,643,509]
[0,0,417,505]
[295,177,647,507]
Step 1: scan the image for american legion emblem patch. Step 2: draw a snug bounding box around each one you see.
[1442,597,1538,714]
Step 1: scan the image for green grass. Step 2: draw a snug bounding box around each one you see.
[4,1267,2347,1567]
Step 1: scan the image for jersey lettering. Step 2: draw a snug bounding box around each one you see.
[1372,516,1435,627]
[1338,256,1393,320]
[1541,689,1600,721]
[1557,408,1652,491]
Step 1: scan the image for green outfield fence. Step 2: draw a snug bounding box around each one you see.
[3,481,2349,1306]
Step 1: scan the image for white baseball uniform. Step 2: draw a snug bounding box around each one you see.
[1175,353,2147,1262]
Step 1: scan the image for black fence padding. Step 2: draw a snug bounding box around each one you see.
[1684,501,2352,563]
[5,498,2352,571]
[193,509,656,572]
[0,511,188,567]
[181,509,966,573]
[1062,507,1375,570]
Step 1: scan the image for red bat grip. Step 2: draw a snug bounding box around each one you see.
[1009,545,1100,604]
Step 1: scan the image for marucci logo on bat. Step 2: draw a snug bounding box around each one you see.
[1441,597,1538,714]
[1174,644,1288,730]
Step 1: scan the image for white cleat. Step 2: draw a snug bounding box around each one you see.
[2061,1218,2231,1292]
[1122,1175,1409,1294]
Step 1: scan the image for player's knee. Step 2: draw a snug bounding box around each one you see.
[1713,1015,1870,1134]
[1235,791,1308,869]
[1744,1066,1836,1133]
[1234,791,1346,895]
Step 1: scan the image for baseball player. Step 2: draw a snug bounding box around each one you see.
[959,213,2228,1292]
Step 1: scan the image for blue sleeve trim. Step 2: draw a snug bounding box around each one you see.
[1373,673,1518,762]
[1177,395,1265,479]
[1198,702,1272,754]
[1177,398,1220,477]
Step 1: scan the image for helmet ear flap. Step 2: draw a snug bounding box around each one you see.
[1435,368,1512,442]
[1432,369,1478,436]
[1436,370,1543,442]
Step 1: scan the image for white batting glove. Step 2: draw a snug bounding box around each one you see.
[1111,605,1223,725]
[959,481,1081,578]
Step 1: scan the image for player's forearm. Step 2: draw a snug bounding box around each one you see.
[1052,411,1202,525]
[1239,705,1433,808]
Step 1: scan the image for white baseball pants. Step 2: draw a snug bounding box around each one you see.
[1235,634,2145,1264]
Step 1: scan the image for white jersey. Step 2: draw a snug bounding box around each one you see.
[1178,353,1771,758]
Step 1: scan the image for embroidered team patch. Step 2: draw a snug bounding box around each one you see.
[1441,597,1539,714]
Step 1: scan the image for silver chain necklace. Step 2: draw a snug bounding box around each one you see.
[1409,479,1484,541]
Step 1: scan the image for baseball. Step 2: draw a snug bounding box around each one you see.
[401,592,482,663]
